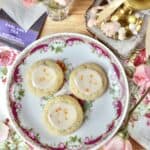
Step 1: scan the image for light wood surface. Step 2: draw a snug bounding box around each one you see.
[41,0,91,36]
[41,0,144,149]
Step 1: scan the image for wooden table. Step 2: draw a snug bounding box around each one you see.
[41,0,144,149]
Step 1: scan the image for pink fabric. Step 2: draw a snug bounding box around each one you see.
[133,65,150,106]
[133,65,150,89]
[0,50,17,66]
[103,136,133,150]
[133,49,146,66]
[22,0,37,7]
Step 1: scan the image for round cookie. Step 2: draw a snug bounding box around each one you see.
[25,59,64,97]
[43,95,83,136]
[69,63,108,101]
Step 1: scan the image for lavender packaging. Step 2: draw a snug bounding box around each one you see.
[0,10,47,51]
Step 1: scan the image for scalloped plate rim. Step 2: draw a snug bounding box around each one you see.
[5,32,129,149]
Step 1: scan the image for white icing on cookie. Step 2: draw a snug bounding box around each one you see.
[32,65,57,89]
[74,69,103,95]
[48,102,77,130]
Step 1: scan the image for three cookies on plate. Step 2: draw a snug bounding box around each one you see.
[25,59,108,136]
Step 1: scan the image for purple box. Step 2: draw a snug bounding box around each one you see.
[0,10,47,51]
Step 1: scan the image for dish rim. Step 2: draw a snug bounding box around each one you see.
[5,32,129,149]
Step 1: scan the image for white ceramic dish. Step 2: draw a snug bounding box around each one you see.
[6,33,129,149]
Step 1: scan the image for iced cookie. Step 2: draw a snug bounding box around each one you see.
[69,63,108,101]
[25,59,64,97]
[43,95,83,136]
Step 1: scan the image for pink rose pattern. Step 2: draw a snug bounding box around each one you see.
[0,47,36,149]
[126,49,150,127]
[133,49,146,66]
[0,47,19,83]
[132,64,150,111]
[133,65,150,90]
[0,48,33,149]
[0,50,17,66]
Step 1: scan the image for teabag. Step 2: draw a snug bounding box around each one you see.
[0,0,47,51]
[0,0,47,31]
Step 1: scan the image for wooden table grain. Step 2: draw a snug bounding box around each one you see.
[41,0,144,149]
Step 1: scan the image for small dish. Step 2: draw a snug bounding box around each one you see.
[85,0,148,59]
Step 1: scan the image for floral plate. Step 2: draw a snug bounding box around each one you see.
[6,33,129,149]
